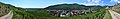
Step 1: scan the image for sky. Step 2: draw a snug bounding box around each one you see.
[0,0,120,8]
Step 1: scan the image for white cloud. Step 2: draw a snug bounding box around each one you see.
[111,0,118,2]
[110,0,120,3]
[118,1,120,3]
[83,4,100,6]
[81,0,102,6]
[87,0,91,2]
[92,0,101,3]
[101,1,104,3]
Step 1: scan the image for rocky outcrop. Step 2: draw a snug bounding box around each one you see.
[0,6,10,16]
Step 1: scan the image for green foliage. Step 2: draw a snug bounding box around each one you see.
[34,9,106,19]
[105,10,112,19]
[45,4,106,10]
[114,10,120,14]
[0,2,38,19]
[25,10,50,17]
[12,14,20,19]
[13,10,39,19]
[0,2,111,19]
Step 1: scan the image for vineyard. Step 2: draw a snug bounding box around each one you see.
[0,2,112,19]
[41,9,106,19]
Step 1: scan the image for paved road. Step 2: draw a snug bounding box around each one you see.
[0,11,13,19]
[109,10,120,19]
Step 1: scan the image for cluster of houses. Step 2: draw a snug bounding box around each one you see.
[47,9,97,17]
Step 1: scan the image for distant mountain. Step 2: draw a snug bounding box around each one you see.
[25,8,44,10]
[44,3,106,10]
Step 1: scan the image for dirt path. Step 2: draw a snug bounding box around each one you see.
[109,10,120,19]
[0,11,13,19]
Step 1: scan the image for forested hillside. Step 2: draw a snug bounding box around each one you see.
[44,3,106,10]
[0,2,39,19]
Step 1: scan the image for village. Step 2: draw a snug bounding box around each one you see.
[47,8,97,17]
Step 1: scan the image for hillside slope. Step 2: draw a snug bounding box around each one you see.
[44,3,106,10]
[112,3,120,11]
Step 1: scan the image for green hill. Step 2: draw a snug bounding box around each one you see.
[44,3,106,10]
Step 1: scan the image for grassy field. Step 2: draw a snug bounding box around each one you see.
[113,10,120,14]
[103,10,112,19]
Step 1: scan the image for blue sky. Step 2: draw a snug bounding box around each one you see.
[0,0,120,8]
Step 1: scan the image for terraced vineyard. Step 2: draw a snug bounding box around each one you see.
[0,2,112,19]
[52,10,106,19]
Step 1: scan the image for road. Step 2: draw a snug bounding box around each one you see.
[109,10,120,19]
[0,11,13,19]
